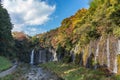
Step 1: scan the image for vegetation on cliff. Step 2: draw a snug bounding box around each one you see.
[35,0,120,75]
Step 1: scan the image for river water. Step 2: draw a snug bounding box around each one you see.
[24,66,62,80]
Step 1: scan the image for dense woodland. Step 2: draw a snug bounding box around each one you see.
[0,3,15,58]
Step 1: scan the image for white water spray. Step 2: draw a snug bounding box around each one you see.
[30,49,34,65]
[113,55,117,73]
[107,38,110,68]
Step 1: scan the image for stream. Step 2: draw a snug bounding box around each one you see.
[24,65,62,80]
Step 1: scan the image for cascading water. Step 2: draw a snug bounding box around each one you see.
[52,50,58,61]
[94,37,102,69]
[113,39,120,73]
[107,38,110,68]
[49,48,58,61]
[94,43,99,69]
[113,55,117,73]
[118,40,120,54]
[30,49,34,65]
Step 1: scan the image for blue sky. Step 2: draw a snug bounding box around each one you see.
[2,0,89,36]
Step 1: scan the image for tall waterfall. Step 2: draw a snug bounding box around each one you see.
[107,38,110,68]
[30,49,34,65]
[113,55,117,73]
[118,40,120,54]
[53,50,58,61]
[94,43,99,69]
[113,39,120,73]
[94,37,102,69]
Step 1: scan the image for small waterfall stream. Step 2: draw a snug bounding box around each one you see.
[52,50,58,61]
[113,39,120,73]
[30,49,34,65]
[107,38,110,68]
[118,40,120,54]
[94,43,99,69]
[113,55,117,73]
[94,37,102,69]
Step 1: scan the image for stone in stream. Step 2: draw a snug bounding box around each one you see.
[25,66,62,80]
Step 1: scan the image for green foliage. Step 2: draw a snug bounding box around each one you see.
[40,62,116,80]
[113,27,120,38]
[0,56,12,72]
[14,39,31,62]
[0,5,15,58]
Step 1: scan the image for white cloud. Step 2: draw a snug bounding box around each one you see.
[24,27,46,36]
[2,0,55,35]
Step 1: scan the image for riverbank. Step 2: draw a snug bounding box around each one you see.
[0,63,62,80]
[0,64,17,78]
[39,62,120,80]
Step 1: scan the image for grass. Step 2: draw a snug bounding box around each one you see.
[39,62,119,80]
[0,56,12,72]
[0,63,30,80]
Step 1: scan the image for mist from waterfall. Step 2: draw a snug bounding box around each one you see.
[30,49,34,65]
[107,38,110,68]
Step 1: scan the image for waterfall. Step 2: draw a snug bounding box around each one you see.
[88,41,92,57]
[52,50,58,61]
[118,40,120,54]
[30,49,34,65]
[113,39,120,73]
[107,38,110,68]
[50,48,58,61]
[113,55,117,73]
[94,43,99,69]
[94,37,102,69]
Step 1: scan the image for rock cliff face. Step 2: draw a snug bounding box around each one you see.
[31,47,58,64]
[71,36,120,74]
[31,36,120,75]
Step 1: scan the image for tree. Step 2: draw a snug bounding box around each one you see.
[0,5,15,58]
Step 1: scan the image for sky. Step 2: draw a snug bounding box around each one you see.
[2,0,89,36]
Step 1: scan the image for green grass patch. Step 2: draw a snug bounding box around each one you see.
[0,63,30,80]
[0,56,12,72]
[39,62,118,80]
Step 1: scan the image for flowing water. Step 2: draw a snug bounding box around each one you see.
[107,38,110,68]
[113,55,117,73]
[118,40,120,54]
[113,40,120,73]
[30,49,34,65]
[23,66,61,80]
[94,43,99,69]
[52,50,58,61]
